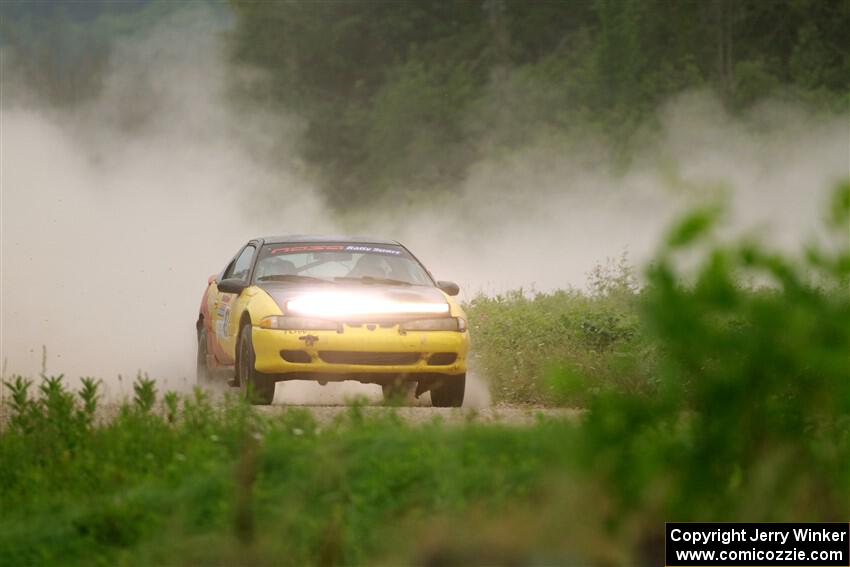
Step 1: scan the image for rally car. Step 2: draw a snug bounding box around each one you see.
[196,236,468,406]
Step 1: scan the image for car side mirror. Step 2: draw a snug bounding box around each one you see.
[437,280,460,296]
[218,278,249,294]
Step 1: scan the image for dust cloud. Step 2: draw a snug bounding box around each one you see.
[1,10,331,395]
[2,8,846,404]
[378,93,848,300]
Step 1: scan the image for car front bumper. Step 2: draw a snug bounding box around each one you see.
[251,324,468,380]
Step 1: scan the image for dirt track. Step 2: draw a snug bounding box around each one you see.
[252,379,581,425]
[255,403,581,426]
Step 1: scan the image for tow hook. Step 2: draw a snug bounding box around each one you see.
[298,334,319,347]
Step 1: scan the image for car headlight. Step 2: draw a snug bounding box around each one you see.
[259,316,338,331]
[286,292,449,318]
[400,317,466,332]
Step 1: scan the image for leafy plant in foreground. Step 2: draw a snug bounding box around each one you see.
[570,183,850,562]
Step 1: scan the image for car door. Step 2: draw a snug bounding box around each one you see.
[211,243,258,360]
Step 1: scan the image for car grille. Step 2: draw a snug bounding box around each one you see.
[318,351,421,365]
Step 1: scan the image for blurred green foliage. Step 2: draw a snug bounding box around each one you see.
[3,1,847,205]
[0,0,223,105]
[227,0,850,201]
[566,183,850,561]
[0,375,574,565]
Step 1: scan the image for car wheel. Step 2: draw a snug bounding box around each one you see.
[381,379,416,404]
[238,322,275,405]
[197,327,212,385]
[430,374,465,407]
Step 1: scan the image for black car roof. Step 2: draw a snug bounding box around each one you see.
[258,234,400,246]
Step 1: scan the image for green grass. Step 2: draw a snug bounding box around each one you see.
[0,379,576,566]
[465,254,656,406]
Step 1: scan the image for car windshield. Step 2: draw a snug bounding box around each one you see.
[253,243,433,286]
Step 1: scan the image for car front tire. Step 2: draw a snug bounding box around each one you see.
[430,374,465,407]
[237,322,275,405]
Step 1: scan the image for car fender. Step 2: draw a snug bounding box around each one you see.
[444,294,467,321]
[197,274,217,332]
[236,286,284,336]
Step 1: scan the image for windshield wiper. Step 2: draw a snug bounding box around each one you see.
[257,274,332,283]
[334,276,412,286]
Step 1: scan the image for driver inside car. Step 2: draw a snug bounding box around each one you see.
[347,254,390,279]
[255,256,297,280]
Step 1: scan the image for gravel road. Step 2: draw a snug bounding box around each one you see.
[255,403,581,426]
[252,379,581,425]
